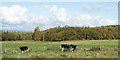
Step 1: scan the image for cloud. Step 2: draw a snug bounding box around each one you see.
[0,5,51,31]
[0,5,118,31]
[67,14,117,27]
[103,19,118,25]
[44,5,70,23]
[0,5,28,24]
[0,5,50,25]
[45,5,117,27]
[27,14,50,25]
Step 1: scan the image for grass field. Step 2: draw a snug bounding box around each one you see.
[1,40,118,58]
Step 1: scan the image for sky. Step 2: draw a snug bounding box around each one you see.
[1,0,120,2]
[0,2,118,31]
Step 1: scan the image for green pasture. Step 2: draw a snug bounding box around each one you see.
[1,40,118,58]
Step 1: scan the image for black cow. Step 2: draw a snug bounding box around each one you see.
[61,44,78,52]
[19,46,29,53]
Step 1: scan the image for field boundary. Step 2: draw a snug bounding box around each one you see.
[1,40,118,43]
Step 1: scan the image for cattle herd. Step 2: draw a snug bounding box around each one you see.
[19,44,78,53]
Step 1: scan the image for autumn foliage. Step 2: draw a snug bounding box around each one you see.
[1,25,119,41]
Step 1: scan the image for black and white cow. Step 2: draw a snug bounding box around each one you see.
[19,46,29,53]
[61,44,78,52]
[61,44,70,51]
[70,44,78,52]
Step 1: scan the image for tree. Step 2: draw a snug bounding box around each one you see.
[32,26,41,41]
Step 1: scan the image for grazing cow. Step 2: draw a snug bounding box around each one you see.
[19,46,29,53]
[61,44,70,51]
[70,44,78,52]
[61,44,78,52]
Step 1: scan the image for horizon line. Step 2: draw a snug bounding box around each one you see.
[1,24,119,32]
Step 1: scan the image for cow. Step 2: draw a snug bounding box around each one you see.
[61,44,70,51]
[70,44,78,52]
[19,46,29,53]
[61,44,78,52]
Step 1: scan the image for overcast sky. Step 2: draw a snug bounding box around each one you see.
[0,2,118,31]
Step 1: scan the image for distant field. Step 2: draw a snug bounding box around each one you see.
[1,40,118,58]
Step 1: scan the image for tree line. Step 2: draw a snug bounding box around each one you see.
[1,25,119,41]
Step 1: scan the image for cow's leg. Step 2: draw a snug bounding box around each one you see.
[27,48,29,52]
[62,48,64,51]
[70,48,74,52]
[25,50,27,52]
[76,46,78,48]
[22,51,24,53]
[26,48,29,52]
